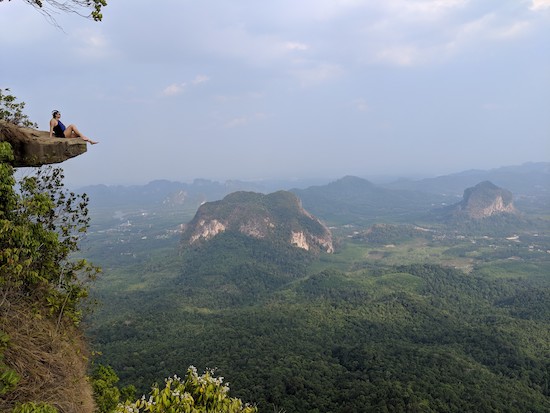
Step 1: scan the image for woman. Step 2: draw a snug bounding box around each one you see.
[49,110,98,144]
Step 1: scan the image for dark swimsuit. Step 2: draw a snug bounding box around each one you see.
[53,121,66,138]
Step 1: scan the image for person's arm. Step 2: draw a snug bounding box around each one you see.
[49,119,55,138]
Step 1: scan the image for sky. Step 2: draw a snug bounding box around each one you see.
[1,0,549,187]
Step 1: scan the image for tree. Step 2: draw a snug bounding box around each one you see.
[92,364,136,413]
[0,91,99,411]
[117,367,257,413]
[1,91,98,323]
[0,88,38,128]
[0,0,107,22]
[92,365,122,413]
[0,151,99,324]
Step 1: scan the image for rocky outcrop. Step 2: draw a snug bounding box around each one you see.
[181,191,334,253]
[0,120,87,167]
[450,181,518,219]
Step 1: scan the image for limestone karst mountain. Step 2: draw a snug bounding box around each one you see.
[181,190,334,253]
[447,181,518,219]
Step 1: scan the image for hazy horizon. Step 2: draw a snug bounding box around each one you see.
[62,160,546,191]
[2,1,549,188]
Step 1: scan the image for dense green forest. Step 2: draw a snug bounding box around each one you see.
[85,214,550,412]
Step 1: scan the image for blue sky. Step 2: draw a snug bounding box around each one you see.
[1,0,549,187]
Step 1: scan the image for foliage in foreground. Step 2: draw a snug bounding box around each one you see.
[12,402,58,413]
[117,366,257,413]
[0,144,99,324]
[92,364,136,413]
[0,134,97,408]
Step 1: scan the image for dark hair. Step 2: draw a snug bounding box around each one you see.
[52,110,60,117]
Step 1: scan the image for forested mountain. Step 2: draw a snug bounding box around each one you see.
[78,162,548,223]
[446,180,518,219]
[88,246,550,413]
[181,191,333,253]
[85,171,550,412]
[290,175,450,226]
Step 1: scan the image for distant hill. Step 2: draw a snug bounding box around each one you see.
[384,162,550,197]
[177,191,332,306]
[78,162,548,219]
[444,181,518,220]
[79,179,271,209]
[181,190,334,253]
[78,178,328,210]
[291,175,449,226]
[428,181,532,234]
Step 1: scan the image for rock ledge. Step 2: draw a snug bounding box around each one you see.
[0,120,87,167]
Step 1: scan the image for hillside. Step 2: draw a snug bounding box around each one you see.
[420,180,543,235]
[0,145,97,411]
[291,175,450,226]
[181,190,333,253]
[88,252,550,413]
[384,162,550,198]
[86,179,550,412]
[444,181,518,219]
[79,163,550,412]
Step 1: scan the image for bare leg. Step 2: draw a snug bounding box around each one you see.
[64,124,98,144]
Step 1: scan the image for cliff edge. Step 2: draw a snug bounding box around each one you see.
[0,120,87,167]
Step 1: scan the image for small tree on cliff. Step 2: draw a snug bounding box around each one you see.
[0,92,99,412]
[0,0,107,22]
[0,88,38,128]
[0,145,99,324]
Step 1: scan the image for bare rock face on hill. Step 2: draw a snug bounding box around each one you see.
[0,120,87,167]
[181,190,334,253]
[450,181,518,219]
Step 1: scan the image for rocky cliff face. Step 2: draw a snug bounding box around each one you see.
[450,181,518,219]
[0,120,87,166]
[181,191,334,253]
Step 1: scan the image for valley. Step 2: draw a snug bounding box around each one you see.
[81,164,550,413]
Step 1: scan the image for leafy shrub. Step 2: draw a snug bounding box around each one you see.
[12,402,58,413]
[0,146,99,324]
[0,88,38,128]
[117,367,257,413]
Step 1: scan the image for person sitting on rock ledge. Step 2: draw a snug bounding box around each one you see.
[49,110,98,144]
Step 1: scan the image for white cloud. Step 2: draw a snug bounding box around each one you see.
[285,42,309,51]
[70,29,115,60]
[162,83,186,97]
[440,13,494,56]
[403,0,468,17]
[530,0,550,10]
[192,75,210,85]
[162,75,208,96]
[491,21,531,39]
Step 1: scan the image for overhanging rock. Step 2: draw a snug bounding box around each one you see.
[0,120,87,167]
